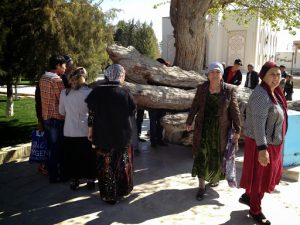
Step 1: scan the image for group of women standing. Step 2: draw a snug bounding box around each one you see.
[187,61,287,225]
[59,64,135,205]
[40,56,287,222]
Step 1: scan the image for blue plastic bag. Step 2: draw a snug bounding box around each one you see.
[29,130,48,163]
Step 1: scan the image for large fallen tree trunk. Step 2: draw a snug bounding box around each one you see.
[106,44,207,89]
[123,82,195,111]
[104,44,300,146]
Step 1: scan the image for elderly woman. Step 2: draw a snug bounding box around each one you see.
[186,62,241,201]
[59,67,96,190]
[85,64,136,204]
[239,61,288,225]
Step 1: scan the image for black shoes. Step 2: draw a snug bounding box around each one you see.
[105,200,117,205]
[138,137,147,142]
[151,143,157,148]
[86,180,95,190]
[70,179,80,190]
[196,187,206,201]
[249,211,271,225]
[151,141,168,147]
[239,193,250,206]
[158,140,168,146]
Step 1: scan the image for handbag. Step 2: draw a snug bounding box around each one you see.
[29,129,48,163]
[222,128,237,188]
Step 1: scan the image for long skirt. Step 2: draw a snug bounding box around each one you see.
[96,145,133,202]
[240,137,283,194]
[63,136,96,180]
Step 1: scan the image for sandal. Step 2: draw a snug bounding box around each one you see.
[249,211,271,225]
[70,179,79,191]
[86,180,95,190]
[239,193,250,206]
[196,187,206,201]
[208,181,219,187]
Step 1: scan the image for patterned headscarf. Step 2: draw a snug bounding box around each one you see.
[104,64,126,82]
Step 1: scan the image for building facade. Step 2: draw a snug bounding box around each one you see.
[161,13,277,73]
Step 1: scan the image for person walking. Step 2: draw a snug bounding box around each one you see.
[39,55,67,183]
[279,65,288,78]
[85,64,136,204]
[284,74,294,100]
[244,63,259,89]
[223,59,243,86]
[186,62,241,201]
[59,67,96,190]
[239,61,288,225]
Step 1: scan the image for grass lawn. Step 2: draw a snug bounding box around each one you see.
[0,96,37,148]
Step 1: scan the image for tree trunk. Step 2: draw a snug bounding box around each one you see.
[170,0,213,71]
[123,82,196,110]
[6,83,14,117]
[14,83,18,99]
[106,44,206,89]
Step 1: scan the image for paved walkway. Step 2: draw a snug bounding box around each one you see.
[1,123,300,225]
[1,80,300,224]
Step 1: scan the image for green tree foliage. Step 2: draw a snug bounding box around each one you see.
[0,0,114,86]
[114,19,160,59]
[55,0,114,81]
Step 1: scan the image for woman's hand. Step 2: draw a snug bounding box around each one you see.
[233,133,240,143]
[186,125,193,132]
[258,150,270,167]
[37,122,44,131]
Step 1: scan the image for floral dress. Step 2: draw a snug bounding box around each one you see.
[192,93,225,183]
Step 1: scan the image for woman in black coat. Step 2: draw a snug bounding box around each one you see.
[85,64,136,204]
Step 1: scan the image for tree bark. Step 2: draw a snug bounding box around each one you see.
[6,83,14,117]
[91,79,197,111]
[106,44,207,89]
[170,0,213,71]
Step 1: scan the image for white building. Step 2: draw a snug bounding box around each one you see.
[276,40,300,75]
[161,13,278,73]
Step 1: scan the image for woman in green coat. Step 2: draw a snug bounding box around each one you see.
[186,62,241,201]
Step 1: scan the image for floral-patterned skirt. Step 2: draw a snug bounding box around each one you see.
[96,145,133,202]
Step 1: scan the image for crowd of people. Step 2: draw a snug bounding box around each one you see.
[35,55,136,204]
[34,55,291,224]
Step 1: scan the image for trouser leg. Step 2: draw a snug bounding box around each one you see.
[136,109,144,136]
[249,191,264,215]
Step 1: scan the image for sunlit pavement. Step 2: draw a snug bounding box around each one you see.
[1,118,300,225]
[1,81,300,224]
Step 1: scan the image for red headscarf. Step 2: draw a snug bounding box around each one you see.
[259,61,287,108]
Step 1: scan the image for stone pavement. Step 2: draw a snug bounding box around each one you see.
[1,124,300,225]
[1,81,300,224]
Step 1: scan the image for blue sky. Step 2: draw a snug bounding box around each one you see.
[100,0,300,51]
[100,0,169,42]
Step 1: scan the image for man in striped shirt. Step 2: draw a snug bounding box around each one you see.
[39,55,67,183]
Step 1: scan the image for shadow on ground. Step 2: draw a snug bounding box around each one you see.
[0,142,216,225]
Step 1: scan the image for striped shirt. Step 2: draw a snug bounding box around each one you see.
[39,72,65,120]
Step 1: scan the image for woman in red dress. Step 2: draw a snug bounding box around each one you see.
[239,61,288,225]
